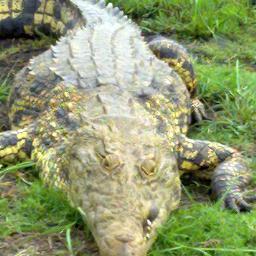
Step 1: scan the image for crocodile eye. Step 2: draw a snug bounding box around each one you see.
[102,154,121,171]
[140,159,157,176]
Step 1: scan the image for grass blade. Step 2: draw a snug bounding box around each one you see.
[0,161,35,177]
[66,227,74,256]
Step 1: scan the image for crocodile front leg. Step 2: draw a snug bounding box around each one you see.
[31,142,69,192]
[177,135,255,212]
[0,127,33,165]
[147,35,209,123]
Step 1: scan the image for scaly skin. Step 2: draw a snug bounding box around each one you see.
[0,0,84,37]
[147,35,209,122]
[0,1,255,255]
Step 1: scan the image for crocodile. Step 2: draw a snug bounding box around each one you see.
[0,1,255,255]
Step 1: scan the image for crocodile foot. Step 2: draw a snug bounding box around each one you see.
[191,98,210,123]
[223,191,256,213]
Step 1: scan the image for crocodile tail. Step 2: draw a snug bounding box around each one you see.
[0,0,85,37]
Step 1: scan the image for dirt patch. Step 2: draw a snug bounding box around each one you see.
[0,174,100,256]
[0,229,99,256]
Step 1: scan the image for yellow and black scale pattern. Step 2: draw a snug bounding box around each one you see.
[31,84,83,191]
[143,90,252,212]
[0,128,33,164]
[147,36,197,94]
[0,1,255,255]
[0,0,254,226]
[147,36,209,122]
[0,0,84,37]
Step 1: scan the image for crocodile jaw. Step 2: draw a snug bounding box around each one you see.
[92,208,170,256]
[67,130,180,255]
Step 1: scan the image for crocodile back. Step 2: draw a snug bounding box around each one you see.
[7,0,191,137]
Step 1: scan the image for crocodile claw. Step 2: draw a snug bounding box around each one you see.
[223,192,256,213]
[244,195,256,203]
[191,98,210,123]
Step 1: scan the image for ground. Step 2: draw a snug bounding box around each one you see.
[0,1,256,255]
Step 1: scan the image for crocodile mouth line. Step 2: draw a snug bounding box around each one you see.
[143,215,160,241]
[143,205,160,241]
[144,218,154,240]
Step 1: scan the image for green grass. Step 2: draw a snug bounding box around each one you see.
[1,0,256,255]
[0,181,81,238]
[108,0,256,38]
[151,203,256,256]
[191,63,256,150]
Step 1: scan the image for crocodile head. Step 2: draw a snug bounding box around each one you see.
[67,91,181,255]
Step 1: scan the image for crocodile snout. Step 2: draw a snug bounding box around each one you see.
[100,234,146,256]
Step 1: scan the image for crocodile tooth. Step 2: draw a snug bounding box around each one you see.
[146,219,152,226]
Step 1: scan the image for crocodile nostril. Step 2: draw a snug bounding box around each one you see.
[115,234,135,243]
